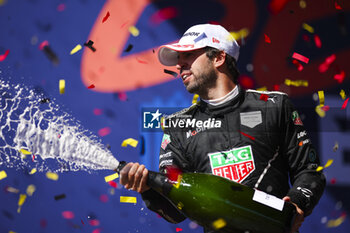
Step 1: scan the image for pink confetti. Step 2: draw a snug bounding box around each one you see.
[89,219,100,226]
[330,178,337,184]
[57,3,66,12]
[264,34,271,43]
[292,52,309,64]
[292,59,304,71]
[99,194,109,203]
[314,34,322,48]
[39,40,49,50]
[98,127,111,137]
[92,229,102,233]
[93,108,103,115]
[176,228,183,232]
[0,49,10,62]
[321,105,330,112]
[117,92,127,101]
[239,131,255,141]
[318,54,336,73]
[260,94,268,102]
[334,71,345,83]
[108,181,117,188]
[150,7,178,25]
[102,11,110,23]
[341,98,349,110]
[62,211,75,219]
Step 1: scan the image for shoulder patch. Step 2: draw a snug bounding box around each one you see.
[165,103,198,120]
[246,89,288,96]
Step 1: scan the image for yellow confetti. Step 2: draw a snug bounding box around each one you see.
[212,218,227,230]
[229,28,249,41]
[59,79,65,94]
[284,79,308,87]
[104,172,119,182]
[299,0,307,9]
[340,89,346,100]
[46,172,59,181]
[302,23,314,33]
[315,105,326,118]
[9,231,17,233]
[70,44,82,55]
[26,184,36,196]
[0,170,7,180]
[316,159,334,171]
[0,0,7,6]
[19,148,32,155]
[128,26,139,37]
[173,174,182,189]
[327,215,346,228]
[29,168,37,175]
[121,138,138,148]
[256,86,267,91]
[17,194,27,213]
[120,196,137,203]
[192,94,199,104]
[318,91,325,107]
[177,202,184,210]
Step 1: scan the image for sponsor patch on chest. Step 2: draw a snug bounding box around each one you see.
[240,111,262,128]
[208,145,255,183]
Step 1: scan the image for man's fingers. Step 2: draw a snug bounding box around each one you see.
[119,162,134,187]
[138,168,149,193]
[132,164,145,191]
[127,163,140,190]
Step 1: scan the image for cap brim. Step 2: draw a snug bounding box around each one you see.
[158,44,206,66]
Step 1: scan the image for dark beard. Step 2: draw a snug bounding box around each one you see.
[186,66,217,95]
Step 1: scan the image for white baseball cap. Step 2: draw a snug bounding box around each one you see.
[158,24,240,66]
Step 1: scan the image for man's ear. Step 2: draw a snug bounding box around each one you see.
[213,51,226,68]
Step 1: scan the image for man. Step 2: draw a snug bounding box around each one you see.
[120,24,326,232]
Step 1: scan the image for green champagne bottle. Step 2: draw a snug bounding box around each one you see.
[115,161,296,233]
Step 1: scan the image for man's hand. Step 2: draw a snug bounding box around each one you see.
[283,196,304,233]
[119,162,150,193]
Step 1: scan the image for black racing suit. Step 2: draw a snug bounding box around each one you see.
[141,86,326,232]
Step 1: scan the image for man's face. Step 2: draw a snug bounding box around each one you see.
[176,49,217,94]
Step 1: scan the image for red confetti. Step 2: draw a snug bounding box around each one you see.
[314,34,322,48]
[88,84,95,89]
[99,194,109,203]
[238,75,254,89]
[208,21,220,25]
[57,3,66,12]
[341,98,349,110]
[32,154,35,162]
[62,211,75,219]
[321,105,330,112]
[0,49,10,62]
[268,0,290,15]
[330,178,337,184]
[239,131,255,141]
[39,40,49,50]
[89,219,100,226]
[81,219,85,225]
[273,84,280,91]
[136,57,148,64]
[150,7,178,25]
[92,229,102,233]
[335,1,342,10]
[98,127,111,137]
[176,228,183,232]
[118,92,127,101]
[292,59,304,71]
[302,34,310,42]
[165,166,182,182]
[319,54,336,73]
[260,93,269,101]
[264,34,271,43]
[108,181,117,188]
[334,71,345,83]
[292,52,309,64]
[102,11,110,23]
[93,108,103,116]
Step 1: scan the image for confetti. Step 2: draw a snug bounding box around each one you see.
[314,35,322,48]
[39,40,49,50]
[84,40,96,52]
[284,79,308,87]
[239,75,254,89]
[299,0,307,8]
[259,93,268,101]
[104,172,119,182]
[192,94,199,104]
[0,49,9,61]
[26,184,36,196]
[57,3,65,12]
[70,44,82,55]
[62,211,75,219]
[17,194,27,213]
[302,23,314,33]
[54,194,66,200]
[42,44,60,65]
[256,86,267,91]
[292,52,309,64]
[9,231,16,233]
[292,59,304,71]
[268,0,289,14]
[318,54,336,73]
[89,219,100,226]
[117,92,128,101]
[0,170,7,180]
[20,148,32,155]
[98,127,111,137]
[29,168,37,175]
[129,26,139,37]
[59,79,65,94]
[229,28,249,41]
[335,1,342,10]
[264,34,271,43]
[239,131,255,141]
[333,142,339,152]
[108,180,117,188]
[92,229,102,233]
[318,91,325,107]
[316,159,334,172]
[334,71,345,83]
[100,194,108,203]
[150,7,178,25]
[120,196,137,203]
[327,214,346,227]
[102,11,110,23]
[46,172,59,181]
[121,138,138,148]
[341,98,349,110]
[124,44,133,52]
[212,218,226,230]
[87,84,95,89]
[340,90,346,100]
[315,105,326,118]
[176,228,183,232]
[164,69,178,78]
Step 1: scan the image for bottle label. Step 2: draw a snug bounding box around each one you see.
[208,145,255,183]
[252,189,284,211]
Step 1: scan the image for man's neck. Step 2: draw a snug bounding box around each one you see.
[198,77,236,100]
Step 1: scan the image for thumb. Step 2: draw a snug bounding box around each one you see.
[283,196,291,202]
